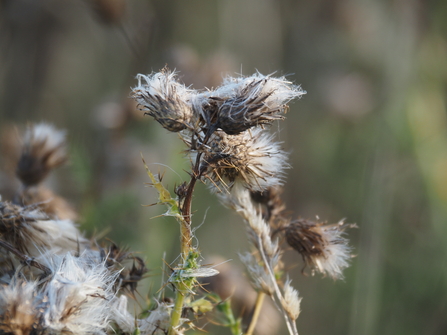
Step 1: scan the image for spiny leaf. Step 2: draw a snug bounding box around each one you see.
[141,154,182,218]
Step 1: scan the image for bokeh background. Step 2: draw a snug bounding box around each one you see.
[0,0,446,334]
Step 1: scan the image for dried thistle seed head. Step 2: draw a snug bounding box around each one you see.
[101,243,148,293]
[132,69,195,132]
[198,128,289,192]
[211,73,305,135]
[284,219,355,280]
[0,280,40,335]
[16,123,67,186]
[42,253,121,335]
[0,201,88,257]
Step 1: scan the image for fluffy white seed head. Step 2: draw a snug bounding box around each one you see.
[139,302,172,335]
[17,123,67,186]
[132,70,195,132]
[42,253,121,335]
[195,128,289,192]
[284,219,355,280]
[0,280,40,335]
[208,73,305,135]
[111,295,136,334]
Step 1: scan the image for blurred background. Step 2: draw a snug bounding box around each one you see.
[0,0,446,334]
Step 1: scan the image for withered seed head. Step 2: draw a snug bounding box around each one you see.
[132,68,194,132]
[283,219,354,280]
[284,220,326,258]
[211,73,305,135]
[215,80,281,135]
[16,123,67,187]
[101,243,148,294]
[0,201,88,257]
[196,128,289,192]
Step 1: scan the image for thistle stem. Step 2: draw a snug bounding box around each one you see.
[169,283,188,335]
[169,151,204,334]
[246,292,266,335]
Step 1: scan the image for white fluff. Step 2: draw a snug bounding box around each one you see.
[3,205,89,259]
[24,123,66,153]
[216,72,305,110]
[202,128,290,192]
[0,280,39,335]
[134,71,193,103]
[312,222,352,280]
[139,303,172,335]
[42,253,120,335]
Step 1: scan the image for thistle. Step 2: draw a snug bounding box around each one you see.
[131,68,354,335]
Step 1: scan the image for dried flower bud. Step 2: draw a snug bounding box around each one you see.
[194,128,289,192]
[16,123,67,186]
[212,73,305,135]
[132,69,194,132]
[283,219,355,280]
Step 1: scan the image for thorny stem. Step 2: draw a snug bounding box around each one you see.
[245,291,266,335]
[0,240,51,274]
[169,135,208,335]
[169,282,188,335]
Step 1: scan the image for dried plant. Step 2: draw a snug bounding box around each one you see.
[0,68,355,335]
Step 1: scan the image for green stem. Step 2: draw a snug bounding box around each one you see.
[169,283,187,335]
[168,132,211,334]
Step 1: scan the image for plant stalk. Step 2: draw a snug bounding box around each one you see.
[245,291,266,335]
[168,151,204,334]
[168,282,188,335]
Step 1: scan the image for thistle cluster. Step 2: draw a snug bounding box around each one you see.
[132,68,356,335]
[0,124,159,335]
[132,68,303,192]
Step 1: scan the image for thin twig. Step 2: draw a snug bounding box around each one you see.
[0,240,51,274]
[257,235,298,335]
